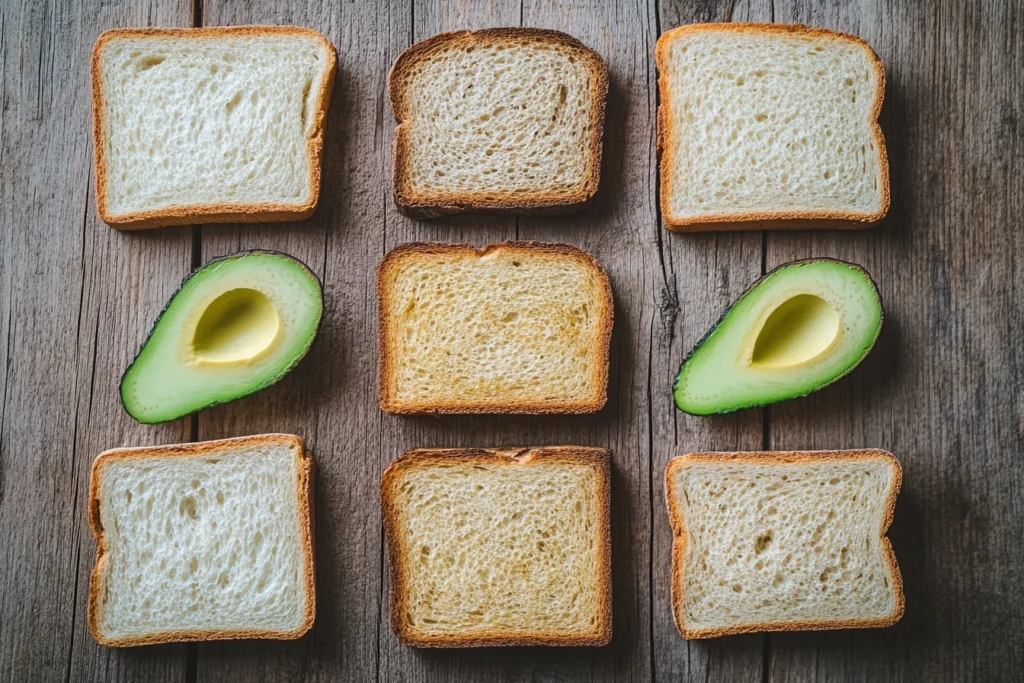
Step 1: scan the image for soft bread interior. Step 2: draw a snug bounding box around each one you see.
[97,31,331,216]
[386,452,607,641]
[382,246,610,410]
[394,34,599,196]
[92,439,309,641]
[671,455,898,634]
[660,27,885,221]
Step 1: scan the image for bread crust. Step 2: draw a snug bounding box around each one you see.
[655,23,890,232]
[87,434,317,647]
[376,241,613,414]
[664,449,904,639]
[90,26,337,230]
[380,446,612,647]
[388,28,609,218]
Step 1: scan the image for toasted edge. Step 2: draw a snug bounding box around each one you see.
[655,23,890,232]
[376,241,614,414]
[87,433,317,647]
[380,446,612,647]
[91,26,337,230]
[664,449,904,639]
[388,28,609,218]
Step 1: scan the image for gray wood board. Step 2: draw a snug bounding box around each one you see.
[0,0,1021,681]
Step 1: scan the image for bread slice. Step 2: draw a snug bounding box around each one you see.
[665,450,903,639]
[388,28,608,218]
[656,23,889,231]
[381,447,612,647]
[91,26,336,229]
[87,434,316,647]
[377,241,613,414]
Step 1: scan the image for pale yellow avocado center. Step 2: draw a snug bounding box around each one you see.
[192,288,280,363]
[750,294,839,368]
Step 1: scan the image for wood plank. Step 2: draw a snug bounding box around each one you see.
[192,1,410,682]
[0,1,194,681]
[375,2,567,682]
[378,0,659,680]
[765,1,1024,681]
[652,1,770,681]
[510,1,658,680]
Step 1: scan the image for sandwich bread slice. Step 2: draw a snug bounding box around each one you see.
[88,434,316,646]
[377,241,613,414]
[381,447,612,646]
[388,28,608,218]
[91,26,336,229]
[656,23,888,231]
[665,450,903,639]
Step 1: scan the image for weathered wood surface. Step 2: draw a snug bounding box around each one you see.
[1,0,1021,681]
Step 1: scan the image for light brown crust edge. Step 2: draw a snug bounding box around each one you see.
[388,28,609,219]
[87,434,317,647]
[90,26,337,230]
[380,446,612,647]
[376,241,614,414]
[664,449,904,639]
[655,23,890,232]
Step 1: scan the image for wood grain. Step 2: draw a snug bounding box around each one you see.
[652,1,770,681]
[763,1,1024,681]
[193,1,404,682]
[1,1,1022,681]
[0,1,194,682]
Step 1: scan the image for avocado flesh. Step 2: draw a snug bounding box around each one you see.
[674,259,882,415]
[121,251,323,423]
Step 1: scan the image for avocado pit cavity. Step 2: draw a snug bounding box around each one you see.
[192,288,280,363]
[751,294,839,368]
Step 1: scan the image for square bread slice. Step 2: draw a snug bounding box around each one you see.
[665,450,904,639]
[381,447,612,647]
[656,23,889,231]
[388,28,608,218]
[91,27,336,229]
[377,241,613,414]
[88,434,316,647]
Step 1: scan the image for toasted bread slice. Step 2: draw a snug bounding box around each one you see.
[665,450,903,639]
[388,28,608,218]
[381,447,612,647]
[88,434,316,647]
[91,26,336,229]
[656,23,889,231]
[377,241,613,414]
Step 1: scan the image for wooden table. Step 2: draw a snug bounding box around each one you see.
[2,0,1021,680]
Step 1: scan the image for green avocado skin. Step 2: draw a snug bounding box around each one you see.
[120,250,323,424]
[673,259,884,416]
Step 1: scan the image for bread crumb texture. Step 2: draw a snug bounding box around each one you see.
[94,443,307,639]
[389,457,605,637]
[674,459,896,631]
[662,27,884,219]
[387,248,608,406]
[98,32,330,215]
[397,36,597,195]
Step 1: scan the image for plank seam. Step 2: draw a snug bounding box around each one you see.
[651,0,664,679]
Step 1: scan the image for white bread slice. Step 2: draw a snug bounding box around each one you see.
[380,447,612,647]
[376,242,613,414]
[88,434,315,647]
[388,28,608,218]
[91,27,336,229]
[656,23,889,231]
[665,450,903,639]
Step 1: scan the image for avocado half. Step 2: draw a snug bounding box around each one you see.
[674,259,883,415]
[121,250,323,423]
